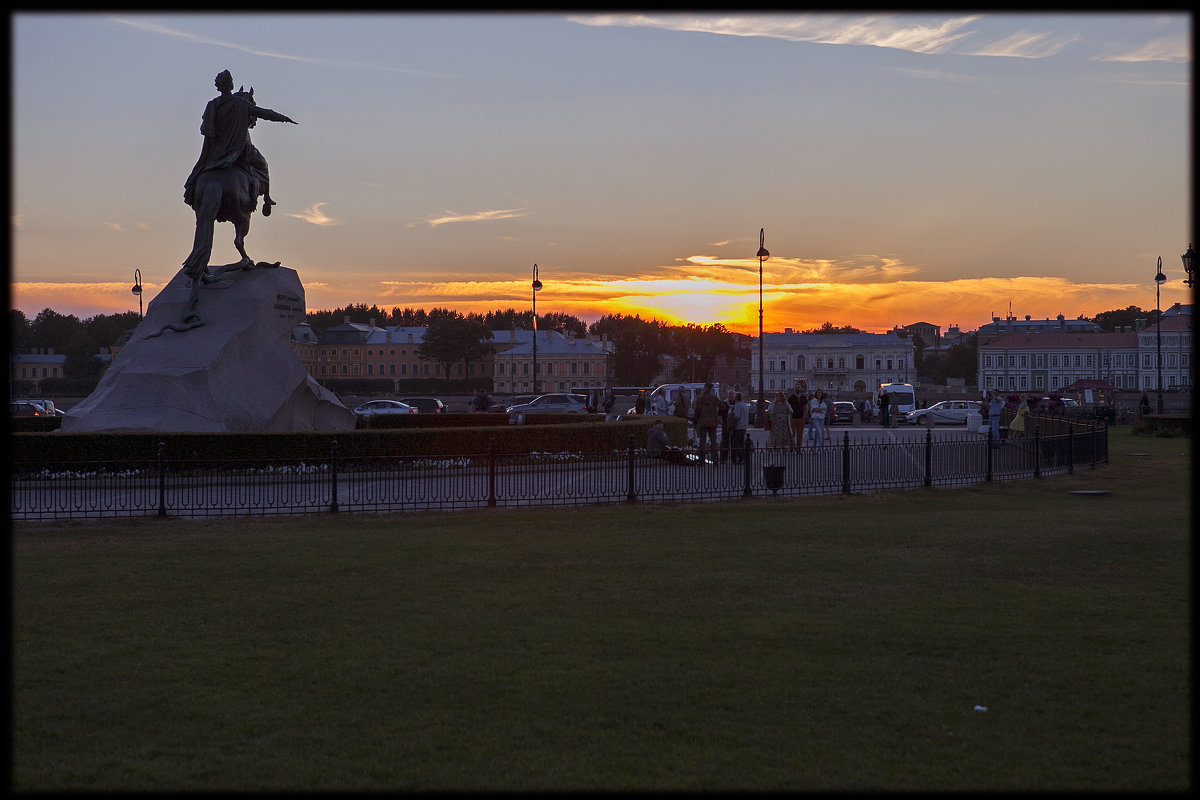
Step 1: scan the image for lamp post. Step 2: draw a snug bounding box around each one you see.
[131,269,143,319]
[531,263,542,395]
[1154,256,1165,414]
[1182,243,1194,288]
[756,228,769,426]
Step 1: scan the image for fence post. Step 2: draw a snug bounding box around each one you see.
[842,430,851,494]
[157,441,167,517]
[923,427,932,487]
[986,428,993,482]
[1033,426,1041,479]
[328,439,339,513]
[1067,422,1074,474]
[488,437,497,507]
[626,434,637,503]
[742,436,752,498]
[1092,421,1099,468]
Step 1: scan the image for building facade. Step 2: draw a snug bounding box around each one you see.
[976,313,1100,344]
[977,313,1192,394]
[289,320,614,393]
[750,330,915,396]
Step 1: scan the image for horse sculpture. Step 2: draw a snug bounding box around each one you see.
[152,78,294,338]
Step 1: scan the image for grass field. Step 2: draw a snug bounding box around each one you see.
[12,427,1190,791]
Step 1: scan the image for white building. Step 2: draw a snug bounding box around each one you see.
[977,312,1191,394]
[750,330,915,396]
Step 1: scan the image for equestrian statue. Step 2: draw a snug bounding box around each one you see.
[158,69,297,336]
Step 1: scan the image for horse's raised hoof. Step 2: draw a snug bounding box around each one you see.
[262,198,275,216]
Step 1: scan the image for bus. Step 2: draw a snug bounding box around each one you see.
[877,382,915,416]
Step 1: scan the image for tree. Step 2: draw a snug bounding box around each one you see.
[416,311,494,380]
[1090,305,1151,332]
[590,313,670,386]
[540,312,586,337]
[29,308,84,353]
[669,323,737,383]
[802,321,863,334]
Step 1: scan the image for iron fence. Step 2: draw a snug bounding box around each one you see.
[11,422,1108,521]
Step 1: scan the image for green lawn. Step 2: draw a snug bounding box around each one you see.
[12,427,1190,791]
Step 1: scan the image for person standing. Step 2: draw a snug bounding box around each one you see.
[634,390,646,415]
[824,392,836,443]
[987,389,1005,442]
[729,392,750,464]
[693,382,722,464]
[673,388,690,425]
[766,390,793,450]
[788,390,806,452]
[1010,394,1029,437]
[889,392,900,428]
[879,388,890,427]
[602,388,616,420]
[806,390,827,445]
[720,389,737,462]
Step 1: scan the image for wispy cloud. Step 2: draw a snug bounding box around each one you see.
[287,202,341,226]
[419,208,531,228]
[107,15,465,77]
[1097,36,1190,64]
[961,30,1080,59]
[567,13,987,56]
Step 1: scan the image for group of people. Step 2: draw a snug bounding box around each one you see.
[645,383,755,465]
[981,389,1031,442]
[764,389,837,451]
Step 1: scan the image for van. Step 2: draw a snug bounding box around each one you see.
[644,382,720,420]
[877,383,915,416]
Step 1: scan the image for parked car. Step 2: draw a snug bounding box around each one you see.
[11,401,46,417]
[831,401,856,424]
[506,393,590,414]
[27,399,64,416]
[352,399,418,417]
[400,397,446,414]
[906,399,976,426]
[490,394,537,412]
[1033,396,1080,410]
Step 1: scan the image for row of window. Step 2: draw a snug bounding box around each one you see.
[764,355,907,371]
[983,352,1189,368]
[982,374,1183,391]
[494,361,595,376]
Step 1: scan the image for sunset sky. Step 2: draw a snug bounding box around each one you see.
[10,12,1193,335]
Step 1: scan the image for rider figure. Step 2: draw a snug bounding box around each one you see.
[184,69,296,216]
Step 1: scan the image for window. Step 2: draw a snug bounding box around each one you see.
[1143,354,1151,367]
[1168,353,1177,367]
[837,356,845,369]
[1051,355,1058,366]
[769,360,775,371]
[1036,354,1044,367]
[1009,356,1015,367]
[1086,354,1094,367]
[797,355,806,369]
[886,359,893,370]
[1020,355,1028,367]
[985,355,992,367]
[1035,375,1044,389]
[1073,355,1081,367]
[855,355,864,369]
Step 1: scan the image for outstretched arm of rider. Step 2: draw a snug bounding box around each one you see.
[252,107,298,125]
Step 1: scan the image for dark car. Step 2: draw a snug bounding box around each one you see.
[491,394,538,412]
[506,393,590,414]
[400,397,446,414]
[11,401,46,417]
[831,401,856,424]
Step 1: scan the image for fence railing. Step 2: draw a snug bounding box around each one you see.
[11,422,1108,521]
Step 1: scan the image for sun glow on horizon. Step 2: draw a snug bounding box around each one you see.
[12,272,1188,338]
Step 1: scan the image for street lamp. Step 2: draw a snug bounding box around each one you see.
[1154,256,1165,414]
[756,228,769,426]
[1182,243,1194,288]
[531,263,542,395]
[131,269,143,319]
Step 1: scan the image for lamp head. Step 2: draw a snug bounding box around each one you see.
[1182,243,1194,286]
[1154,256,1166,286]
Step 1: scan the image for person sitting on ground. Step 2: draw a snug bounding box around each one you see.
[646,418,676,460]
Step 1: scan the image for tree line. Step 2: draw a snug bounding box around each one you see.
[10,303,1163,389]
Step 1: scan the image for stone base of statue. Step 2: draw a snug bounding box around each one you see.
[61,264,356,433]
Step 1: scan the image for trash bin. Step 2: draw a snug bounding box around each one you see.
[966,411,982,433]
[762,464,785,494]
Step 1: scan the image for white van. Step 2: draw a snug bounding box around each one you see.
[644,382,720,420]
[877,382,915,416]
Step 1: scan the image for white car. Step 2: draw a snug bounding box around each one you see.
[906,400,976,426]
[506,393,590,414]
[353,399,418,416]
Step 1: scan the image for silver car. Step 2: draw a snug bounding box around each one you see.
[353,399,418,416]
[906,400,976,426]
[506,393,590,414]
